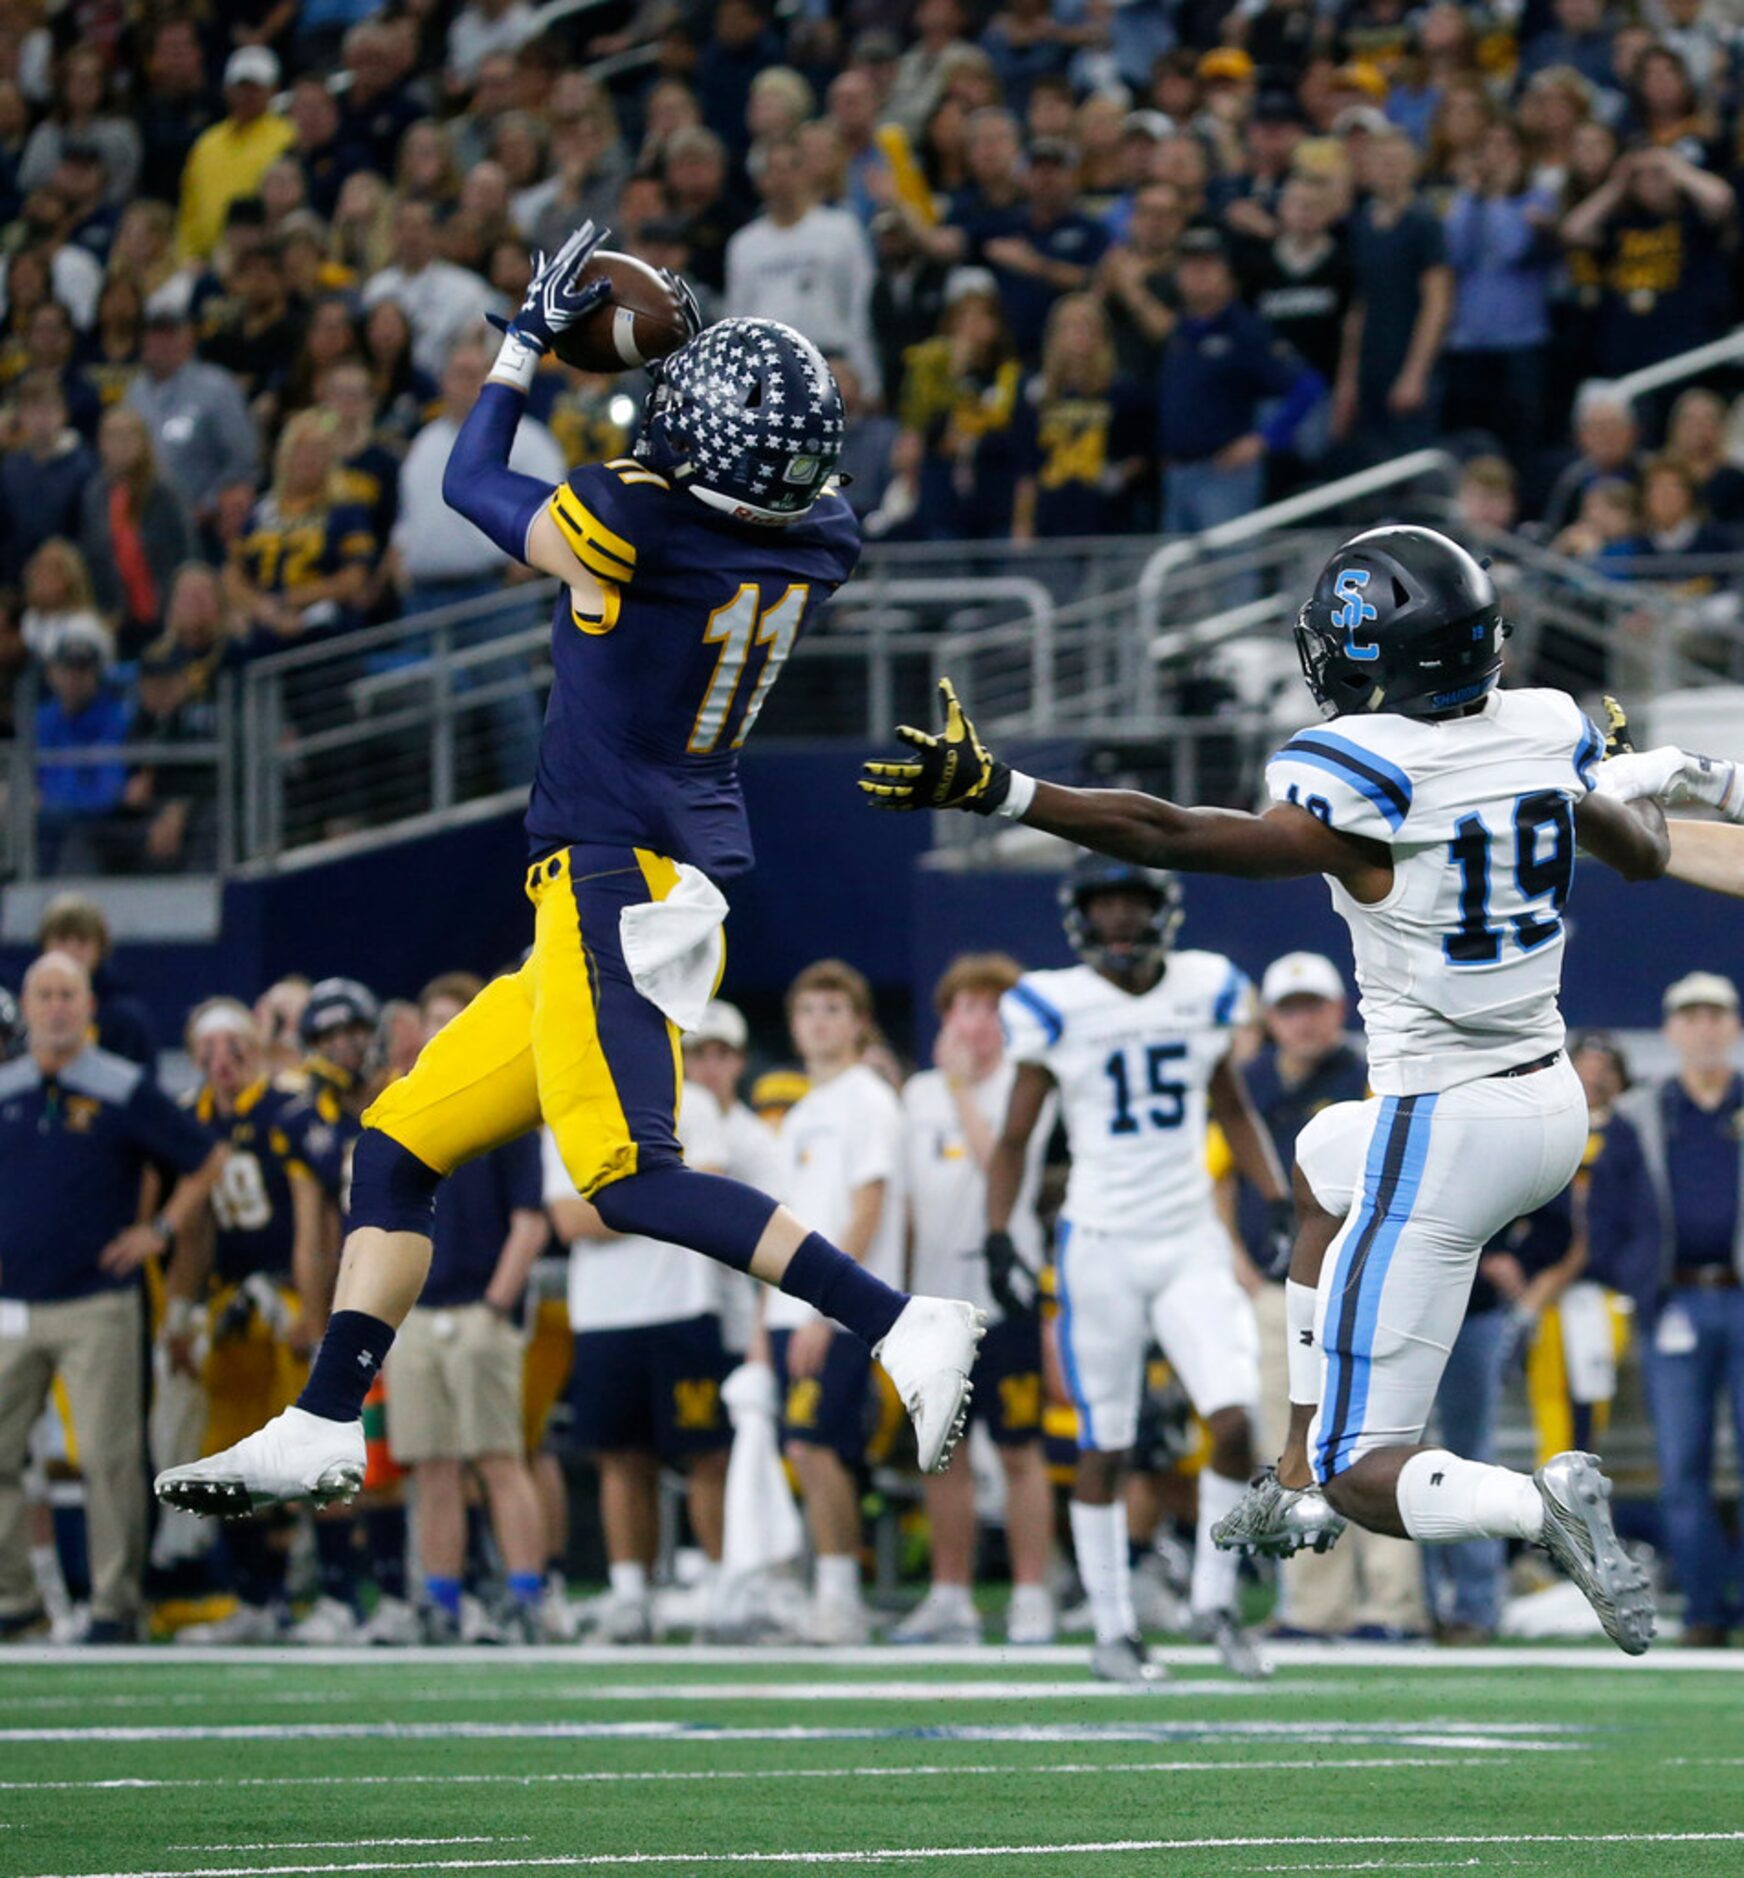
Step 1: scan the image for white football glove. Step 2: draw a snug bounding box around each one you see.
[1596,746,1744,821]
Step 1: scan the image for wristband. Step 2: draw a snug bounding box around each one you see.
[994,770,1036,821]
[490,328,543,392]
[1285,1279,1320,1407]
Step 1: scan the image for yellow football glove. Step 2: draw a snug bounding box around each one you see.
[858,677,1012,814]
[1601,695,1634,757]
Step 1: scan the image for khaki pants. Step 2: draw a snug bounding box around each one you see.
[0,1287,145,1624]
[386,1304,526,1464]
[1254,1282,1426,1636]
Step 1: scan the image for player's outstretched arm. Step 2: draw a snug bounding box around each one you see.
[860,678,1391,892]
[1573,791,1669,882]
[441,222,612,576]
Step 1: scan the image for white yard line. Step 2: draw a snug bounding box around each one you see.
[2,1643,1738,1671]
[0,1719,1585,1747]
[19,1831,1744,1877]
[166,1847,522,1857]
[0,1756,1493,1793]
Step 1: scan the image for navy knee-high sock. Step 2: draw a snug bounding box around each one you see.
[592,1167,907,1346]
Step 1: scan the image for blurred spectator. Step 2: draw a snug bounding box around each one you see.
[362,299,439,452]
[1456,455,1520,537]
[6,190,101,329]
[974,136,1107,363]
[289,77,366,222]
[829,354,899,521]
[899,271,1025,539]
[33,623,131,875]
[1520,0,1617,92]
[226,412,377,656]
[827,69,891,224]
[747,67,816,159]
[34,894,157,1066]
[54,142,118,265]
[0,952,220,1644]
[80,407,194,661]
[662,126,738,294]
[86,277,144,413]
[635,78,703,176]
[1602,455,1735,575]
[1158,228,1323,535]
[151,564,240,703]
[697,0,785,156]
[0,375,95,584]
[126,310,259,542]
[136,17,219,209]
[1664,388,1744,526]
[869,210,950,400]
[394,334,563,613]
[888,0,972,136]
[19,539,105,665]
[109,203,188,321]
[1012,294,1150,540]
[1543,381,1642,536]
[363,199,499,383]
[20,44,139,207]
[521,101,631,255]
[448,0,541,91]
[199,239,305,421]
[122,644,220,873]
[284,295,365,418]
[396,120,463,214]
[1098,182,1187,381]
[177,48,295,263]
[337,22,423,179]
[1441,122,1558,459]
[323,361,401,558]
[1561,147,1735,379]
[331,171,397,283]
[1551,473,1641,569]
[725,134,878,396]
[1588,973,1744,1647]
[1338,130,1451,459]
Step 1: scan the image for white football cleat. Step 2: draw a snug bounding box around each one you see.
[874,1297,986,1475]
[174,1601,282,1645]
[887,1588,983,1646]
[590,1594,655,1645]
[154,1407,365,1517]
[357,1595,420,1647]
[285,1595,359,1645]
[803,1599,874,1647]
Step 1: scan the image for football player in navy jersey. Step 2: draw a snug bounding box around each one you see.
[159,222,983,1521]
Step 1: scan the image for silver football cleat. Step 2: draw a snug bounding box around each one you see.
[1211,1465,1346,1559]
[1533,1451,1655,1657]
[154,1406,365,1517]
[1192,1607,1273,1680]
[1090,1632,1169,1685]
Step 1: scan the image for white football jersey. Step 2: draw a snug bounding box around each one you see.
[902,1061,1052,1316]
[767,1061,905,1330]
[546,1083,730,1332]
[1265,687,1602,1097]
[1001,951,1251,1234]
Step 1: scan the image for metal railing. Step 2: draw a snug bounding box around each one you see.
[1613,325,1744,406]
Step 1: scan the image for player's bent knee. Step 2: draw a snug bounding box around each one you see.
[349,1129,442,1235]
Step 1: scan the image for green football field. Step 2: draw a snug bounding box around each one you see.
[1,1644,1741,1878]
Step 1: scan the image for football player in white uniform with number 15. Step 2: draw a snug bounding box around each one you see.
[865,525,1671,1657]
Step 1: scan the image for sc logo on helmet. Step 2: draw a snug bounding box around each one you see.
[1330,567,1379,662]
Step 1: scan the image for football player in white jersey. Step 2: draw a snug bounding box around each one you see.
[863,524,1671,1656]
[987,854,1291,1683]
[895,953,1056,1648]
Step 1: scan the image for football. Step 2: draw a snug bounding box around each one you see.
[552,250,694,374]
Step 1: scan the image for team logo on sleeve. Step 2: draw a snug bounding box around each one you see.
[1331,568,1379,660]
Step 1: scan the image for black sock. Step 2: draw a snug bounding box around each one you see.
[295,1310,396,1423]
[363,1505,408,1603]
[778,1232,906,1346]
[315,1517,359,1612]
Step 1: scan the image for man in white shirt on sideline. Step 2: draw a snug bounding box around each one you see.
[364,198,499,382]
[724,134,879,400]
[893,953,1058,1647]
[542,1086,735,1644]
[767,959,904,1644]
[683,999,782,1359]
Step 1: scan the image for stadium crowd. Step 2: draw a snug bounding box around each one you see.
[7,0,1744,865]
[3,889,1742,1652]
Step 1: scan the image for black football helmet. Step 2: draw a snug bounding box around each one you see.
[299,976,380,1046]
[1295,524,1509,720]
[1060,853,1183,974]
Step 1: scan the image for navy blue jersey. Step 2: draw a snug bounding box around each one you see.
[529,457,861,878]
[191,1078,316,1284]
[274,1059,362,1203]
[423,1131,544,1308]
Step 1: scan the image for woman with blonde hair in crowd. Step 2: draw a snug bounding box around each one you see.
[394,119,463,210]
[80,406,192,659]
[109,202,190,318]
[747,67,816,158]
[330,171,397,282]
[1012,293,1148,543]
[20,537,107,664]
[1520,66,1593,194]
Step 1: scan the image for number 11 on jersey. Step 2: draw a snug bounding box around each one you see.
[689,584,809,755]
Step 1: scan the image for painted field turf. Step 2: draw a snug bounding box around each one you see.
[0,1647,1740,1877]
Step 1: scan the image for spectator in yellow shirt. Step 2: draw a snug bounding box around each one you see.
[177,47,295,262]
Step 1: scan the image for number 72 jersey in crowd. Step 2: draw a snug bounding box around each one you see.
[1266,687,1604,1098]
[1000,953,1253,1235]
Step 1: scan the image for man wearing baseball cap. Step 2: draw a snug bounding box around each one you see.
[1230,954,1425,1638]
[177,45,293,261]
[1588,970,1744,1645]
